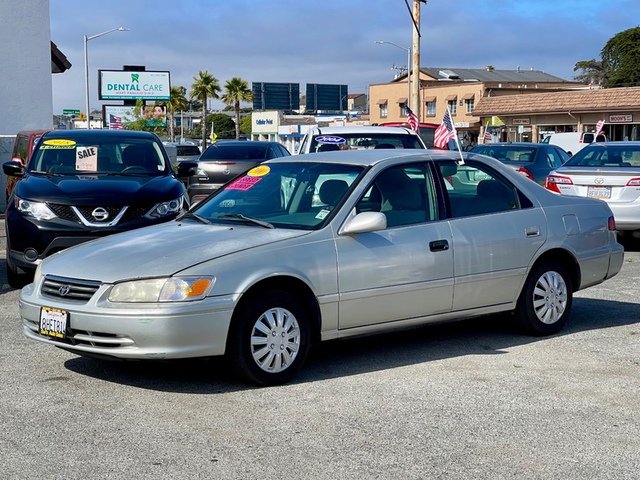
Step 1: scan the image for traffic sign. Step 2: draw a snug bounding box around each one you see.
[63,109,80,115]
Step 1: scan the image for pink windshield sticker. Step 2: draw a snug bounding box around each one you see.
[226,176,262,191]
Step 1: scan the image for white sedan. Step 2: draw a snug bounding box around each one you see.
[20,149,624,385]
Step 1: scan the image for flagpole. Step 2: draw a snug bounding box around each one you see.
[447,107,465,165]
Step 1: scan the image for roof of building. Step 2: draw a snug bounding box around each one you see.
[51,41,71,73]
[473,86,640,116]
[418,67,570,84]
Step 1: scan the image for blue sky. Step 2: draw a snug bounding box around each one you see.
[50,0,640,114]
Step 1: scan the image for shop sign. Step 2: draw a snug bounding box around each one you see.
[609,114,633,123]
[512,118,530,125]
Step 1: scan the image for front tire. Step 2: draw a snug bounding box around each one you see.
[229,290,310,386]
[515,262,573,336]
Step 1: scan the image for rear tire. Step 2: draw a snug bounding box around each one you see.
[228,290,310,386]
[515,262,572,336]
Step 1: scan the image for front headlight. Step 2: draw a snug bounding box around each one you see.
[108,276,215,303]
[15,196,57,220]
[145,196,185,219]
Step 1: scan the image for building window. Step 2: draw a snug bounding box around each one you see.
[380,103,388,118]
[400,103,407,117]
[465,98,474,114]
[426,101,436,116]
[448,100,457,115]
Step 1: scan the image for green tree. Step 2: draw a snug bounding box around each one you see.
[165,86,188,142]
[240,114,252,136]
[601,26,640,88]
[208,113,236,139]
[221,77,253,140]
[190,70,221,147]
[574,26,640,88]
[573,59,606,86]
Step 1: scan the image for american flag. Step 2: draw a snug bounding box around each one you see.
[405,106,420,134]
[483,126,492,141]
[109,114,124,130]
[434,108,457,149]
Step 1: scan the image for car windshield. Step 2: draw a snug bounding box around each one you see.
[309,133,422,153]
[177,146,200,156]
[29,135,167,175]
[200,144,269,161]
[473,146,537,163]
[190,162,364,230]
[564,145,640,167]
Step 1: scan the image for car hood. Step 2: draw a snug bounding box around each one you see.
[18,173,184,204]
[41,221,310,283]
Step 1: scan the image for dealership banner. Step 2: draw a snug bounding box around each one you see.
[99,70,171,100]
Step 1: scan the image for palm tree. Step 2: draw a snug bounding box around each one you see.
[166,86,187,142]
[221,77,253,140]
[190,70,221,147]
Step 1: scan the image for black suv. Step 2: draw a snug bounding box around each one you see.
[3,130,188,287]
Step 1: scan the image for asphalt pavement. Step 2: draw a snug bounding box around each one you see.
[0,219,638,479]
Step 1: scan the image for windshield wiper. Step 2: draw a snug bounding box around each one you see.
[217,213,274,229]
[178,211,211,224]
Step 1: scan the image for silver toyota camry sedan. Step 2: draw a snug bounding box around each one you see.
[19,149,624,385]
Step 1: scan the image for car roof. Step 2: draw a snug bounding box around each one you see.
[311,126,418,135]
[473,142,546,147]
[42,130,157,139]
[265,147,471,168]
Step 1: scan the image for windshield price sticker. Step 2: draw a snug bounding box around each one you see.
[247,165,270,177]
[76,146,98,171]
[316,135,346,145]
[226,176,262,191]
[41,139,76,150]
[39,306,68,339]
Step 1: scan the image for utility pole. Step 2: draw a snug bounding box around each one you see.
[408,0,426,119]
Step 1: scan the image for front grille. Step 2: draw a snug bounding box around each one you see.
[41,275,101,301]
[48,203,152,225]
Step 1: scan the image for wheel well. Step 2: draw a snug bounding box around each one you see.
[229,276,322,345]
[531,248,580,290]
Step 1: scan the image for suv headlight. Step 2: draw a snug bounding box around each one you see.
[109,276,215,303]
[15,196,57,221]
[145,196,185,219]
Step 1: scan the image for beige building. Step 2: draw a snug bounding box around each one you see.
[369,66,581,146]
[473,86,640,143]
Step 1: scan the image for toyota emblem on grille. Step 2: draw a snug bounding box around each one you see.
[594,177,605,185]
[59,285,71,296]
[91,207,110,221]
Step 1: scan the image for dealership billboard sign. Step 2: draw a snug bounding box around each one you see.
[98,70,171,100]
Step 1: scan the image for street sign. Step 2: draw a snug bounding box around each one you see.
[63,109,80,115]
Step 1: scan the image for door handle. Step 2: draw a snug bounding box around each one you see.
[525,226,540,237]
[429,239,449,252]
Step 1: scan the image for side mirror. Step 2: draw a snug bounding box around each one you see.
[340,211,387,235]
[176,161,198,177]
[3,160,25,177]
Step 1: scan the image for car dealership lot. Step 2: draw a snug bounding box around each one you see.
[0,220,638,479]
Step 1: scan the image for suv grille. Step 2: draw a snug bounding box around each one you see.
[42,275,101,301]
[47,204,153,225]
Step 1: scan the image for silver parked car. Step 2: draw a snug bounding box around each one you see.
[21,150,624,385]
[545,142,640,240]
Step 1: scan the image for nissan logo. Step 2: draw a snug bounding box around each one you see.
[58,285,70,296]
[594,177,605,185]
[91,207,110,221]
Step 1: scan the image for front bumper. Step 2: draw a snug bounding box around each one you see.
[20,280,237,360]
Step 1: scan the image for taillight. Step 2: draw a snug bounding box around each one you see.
[517,167,534,181]
[626,177,640,186]
[608,216,616,231]
[545,174,573,193]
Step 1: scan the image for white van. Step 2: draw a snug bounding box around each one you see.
[541,132,607,156]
